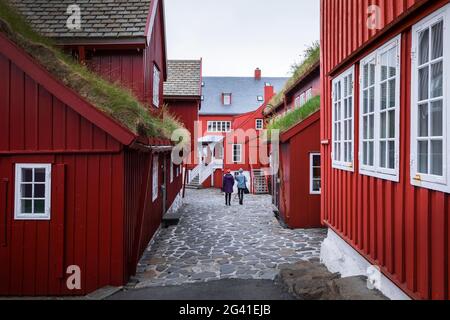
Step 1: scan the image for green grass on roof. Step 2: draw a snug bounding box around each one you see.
[0,0,182,139]
[266,42,320,114]
[268,95,320,133]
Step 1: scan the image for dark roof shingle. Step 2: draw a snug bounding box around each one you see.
[164,60,202,97]
[8,0,151,39]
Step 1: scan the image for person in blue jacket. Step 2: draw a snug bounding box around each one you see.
[222,169,235,206]
[235,168,248,205]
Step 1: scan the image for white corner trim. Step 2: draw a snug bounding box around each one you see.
[320,229,411,300]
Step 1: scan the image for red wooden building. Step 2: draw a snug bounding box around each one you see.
[321,0,450,300]
[164,60,203,169]
[0,0,183,296]
[264,63,322,229]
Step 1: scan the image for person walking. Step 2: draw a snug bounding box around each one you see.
[222,169,235,206]
[235,168,248,205]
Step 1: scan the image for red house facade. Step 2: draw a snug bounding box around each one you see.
[264,62,322,229]
[321,0,450,300]
[0,0,183,296]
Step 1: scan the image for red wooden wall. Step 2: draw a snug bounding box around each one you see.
[321,0,450,299]
[279,112,321,229]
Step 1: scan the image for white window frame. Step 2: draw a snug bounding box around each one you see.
[310,153,321,195]
[256,119,264,131]
[152,155,159,202]
[294,95,301,108]
[232,144,243,163]
[223,93,232,106]
[14,164,52,220]
[153,64,160,107]
[207,121,232,133]
[411,5,450,193]
[257,95,264,102]
[306,88,313,101]
[359,35,401,182]
[332,66,355,172]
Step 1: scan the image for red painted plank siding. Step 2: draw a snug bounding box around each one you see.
[278,112,322,229]
[321,0,450,299]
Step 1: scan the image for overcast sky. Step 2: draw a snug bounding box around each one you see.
[164,0,320,77]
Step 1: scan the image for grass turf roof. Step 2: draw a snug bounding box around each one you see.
[265,42,320,115]
[267,95,320,133]
[0,0,182,140]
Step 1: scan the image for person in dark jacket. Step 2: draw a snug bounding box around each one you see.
[222,169,235,206]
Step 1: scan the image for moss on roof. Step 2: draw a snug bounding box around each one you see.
[265,42,320,115]
[0,0,182,139]
[267,95,320,133]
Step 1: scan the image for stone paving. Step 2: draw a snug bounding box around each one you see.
[131,188,326,288]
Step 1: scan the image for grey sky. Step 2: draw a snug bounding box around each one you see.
[164,0,320,77]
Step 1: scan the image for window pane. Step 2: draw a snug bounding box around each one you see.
[431,100,443,137]
[419,67,429,101]
[313,156,320,167]
[363,91,368,113]
[34,200,45,214]
[313,180,321,192]
[418,104,429,137]
[380,141,387,168]
[431,61,443,98]
[418,141,429,174]
[388,47,397,78]
[348,97,353,117]
[21,184,32,198]
[388,110,395,138]
[22,168,33,182]
[389,79,396,108]
[34,169,46,182]
[431,140,443,176]
[381,57,388,81]
[381,83,387,110]
[369,142,374,166]
[369,87,375,112]
[22,200,32,214]
[369,115,374,139]
[388,141,395,169]
[313,168,321,179]
[363,117,368,139]
[34,184,45,198]
[380,112,387,139]
[431,21,443,60]
[363,64,369,88]
[348,120,352,140]
[419,29,430,65]
[370,63,376,85]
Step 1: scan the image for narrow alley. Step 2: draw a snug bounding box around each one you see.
[123,189,326,291]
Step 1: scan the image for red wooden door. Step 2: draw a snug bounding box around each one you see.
[0,159,66,296]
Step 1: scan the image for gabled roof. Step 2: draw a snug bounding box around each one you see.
[8,0,151,40]
[164,60,202,98]
[200,76,288,116]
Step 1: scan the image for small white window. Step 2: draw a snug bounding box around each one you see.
[152,155,159,202]
[232,144,243,163]
[332,66,355,171]
[15,164,51,220]
[411,6,450,193]
[310,154,321,194]
[294,96,301,108]
[256,119,264,131]
[306,88,313,101]
[223,93,232,106]
[153,64,160,107]
[359,35,401,182]
[257,95,264,102]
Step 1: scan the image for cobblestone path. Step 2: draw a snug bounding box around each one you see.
[132,189,326,288]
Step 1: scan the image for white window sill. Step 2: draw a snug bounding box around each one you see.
[411,176,450,194]
[359,168,400,183]
[332,162,355,173]
[14,214,51,221]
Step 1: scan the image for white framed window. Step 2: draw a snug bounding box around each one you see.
[294,96,301,108]
[207,121,232,133]
[153,64,160,107]
[223,93,232,106]
[300,93,306,107]
[310,153,321,194]
[152,155,159,202]
[306,88,313,101]
[359,35,401,182]
[256,119,264,131]
[411,6,450,193]
[332,66,355,171]
[14,164,51,220]
[232,144,243,163]
[257,95,264,102]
